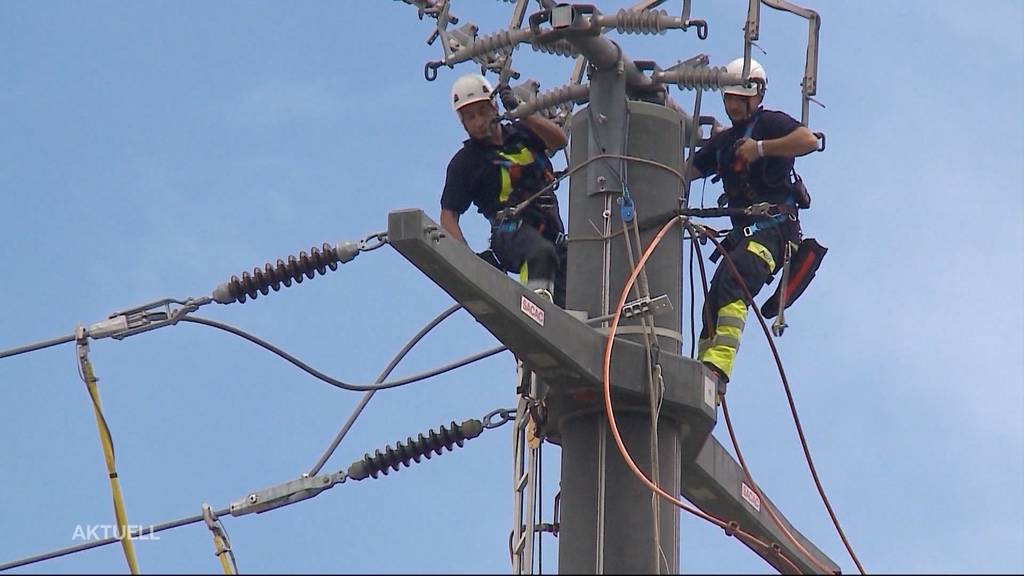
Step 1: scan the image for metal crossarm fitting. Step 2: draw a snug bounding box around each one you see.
[386,209,713,449]
[621,294,673,320]
[228,472,346,517]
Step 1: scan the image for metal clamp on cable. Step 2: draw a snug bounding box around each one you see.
[228,472,346,517]
[202,503,236,574]
[87,296,212,341]
[621,294,672,320]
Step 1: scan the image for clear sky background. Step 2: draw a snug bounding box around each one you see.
[1,1,1022,573]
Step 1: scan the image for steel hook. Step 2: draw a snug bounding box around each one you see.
[687,19,708,40]
[424,61,442,82]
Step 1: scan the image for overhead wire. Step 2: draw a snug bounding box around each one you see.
[0,333,75,360]
[0,506,230,572]
[177,315,505,393]
[307,303,464,477]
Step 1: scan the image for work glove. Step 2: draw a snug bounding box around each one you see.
[498,86,520,113]
[476,248,502,270]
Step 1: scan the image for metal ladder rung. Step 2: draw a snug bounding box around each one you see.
[513,531,529,553]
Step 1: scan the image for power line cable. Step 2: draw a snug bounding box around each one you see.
[178,316,506,393]
[307,303,463,477]
[0,333,75,360]
[0,508,231,572]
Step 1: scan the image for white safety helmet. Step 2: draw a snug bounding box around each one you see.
[722,57,767,97]
[450,73,495,113]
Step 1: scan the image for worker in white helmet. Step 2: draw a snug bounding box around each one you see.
[687,58,821,386]
[439,74,569,305]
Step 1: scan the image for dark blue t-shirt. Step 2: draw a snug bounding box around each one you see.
[441,122,552,221]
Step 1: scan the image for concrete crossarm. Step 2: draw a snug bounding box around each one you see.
[682,434,842,574]
[386,209,714,445]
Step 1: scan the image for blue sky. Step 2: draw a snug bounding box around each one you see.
[1,0,1022,573]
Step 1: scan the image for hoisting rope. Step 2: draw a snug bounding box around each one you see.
[74,327,140,575]
[202,504,238,574]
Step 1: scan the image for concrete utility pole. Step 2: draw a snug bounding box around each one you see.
[390,2,837,574]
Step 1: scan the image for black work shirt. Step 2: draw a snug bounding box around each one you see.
[692,108,803,223]
[441,122,549,221]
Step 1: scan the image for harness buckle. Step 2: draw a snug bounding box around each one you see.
[494,218,522,234]
[744,202,778,217]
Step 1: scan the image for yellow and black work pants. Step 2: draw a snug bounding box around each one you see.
[698,227,786,382]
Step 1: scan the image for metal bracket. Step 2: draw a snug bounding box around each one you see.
[529,4,602,45]
[229,472,346,517]
[621,294,673,320]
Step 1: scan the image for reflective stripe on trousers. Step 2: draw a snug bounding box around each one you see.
[698,299,747,380]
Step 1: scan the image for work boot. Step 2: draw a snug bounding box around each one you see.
[703,361,729,398]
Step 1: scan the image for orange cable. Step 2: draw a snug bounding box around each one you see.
[693,224,866,575]
[601,216,802,574]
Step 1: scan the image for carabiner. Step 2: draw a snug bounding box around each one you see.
[482,407,515,430]
[359,232,389,252]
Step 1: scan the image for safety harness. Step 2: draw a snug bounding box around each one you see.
[486,125,557,232]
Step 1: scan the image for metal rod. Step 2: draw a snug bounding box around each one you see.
[0,333,75,360]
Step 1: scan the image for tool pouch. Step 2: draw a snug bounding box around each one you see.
[760,237,827,318]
